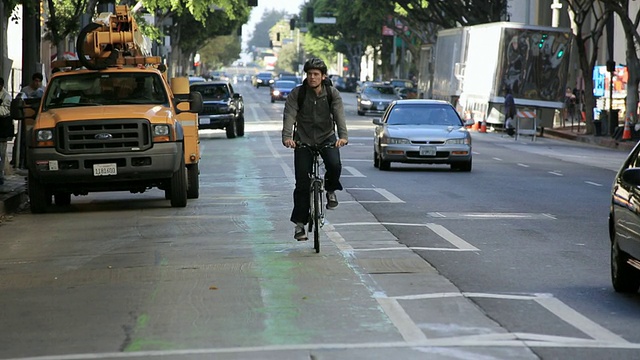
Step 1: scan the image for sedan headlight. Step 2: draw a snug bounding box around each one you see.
[273,90,281,96]
[446,138,470,145]
[360,99,372,106]
[36,129,54,142]
[382,137,411,144]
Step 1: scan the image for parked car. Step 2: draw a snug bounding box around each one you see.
[397,87,419,99]
[254,72,274,88]
[270,80,298,103]
[188,76,206,85]
[357,82,400,116]
[609,143,640,292]
[372,99,473,171]
[332,77,348,92]
[389,78,415,90]
[190,80,244,138]
[344,77,358,92]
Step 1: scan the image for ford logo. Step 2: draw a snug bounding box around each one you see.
[95,133,112,140]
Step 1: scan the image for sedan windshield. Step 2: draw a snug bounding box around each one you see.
[364,86,396,95]
[43,72,169,110]
[386,104,463,126]
[274,80,297,89]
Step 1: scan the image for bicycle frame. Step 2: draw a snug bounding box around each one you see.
[297,143,331,253]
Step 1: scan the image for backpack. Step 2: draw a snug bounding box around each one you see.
[297,78,333,111]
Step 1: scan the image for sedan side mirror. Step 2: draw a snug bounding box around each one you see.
[372,118,382,125]
[622,168,640,186]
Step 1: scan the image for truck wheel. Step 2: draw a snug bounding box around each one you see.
[28,172,50,213]
[236,115,245,137]
[170,157,188,207]
[187,163,200,199]
[54,192,72,206]
[226,118,237,139]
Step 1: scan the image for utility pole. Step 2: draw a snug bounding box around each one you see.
[21,0,41,87]
[551,0,562,28]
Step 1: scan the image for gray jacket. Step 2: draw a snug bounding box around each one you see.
[282,83,348,146]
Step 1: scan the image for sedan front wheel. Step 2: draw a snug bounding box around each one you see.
[611,232,640,293]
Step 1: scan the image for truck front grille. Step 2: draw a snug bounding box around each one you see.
[56,119,152,154]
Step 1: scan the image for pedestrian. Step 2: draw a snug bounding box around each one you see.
[0,77,13,185]
[282,58,349,241]
[19,72,45,99]
[504,85,516,136]
[564,87,576,124]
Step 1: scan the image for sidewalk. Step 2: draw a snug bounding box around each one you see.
[0,140,27,217]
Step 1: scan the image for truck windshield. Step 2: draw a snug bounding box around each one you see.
[43,72,169,110]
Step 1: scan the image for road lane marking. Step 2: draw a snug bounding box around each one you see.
[548,171,563,176]
[517,163,530,167]
[344,188,404,203]
[426,212,557,220]
[376,297,429,342]
[584,181,603,187]
[331,222,478,251]
[342,166,365,177]
[493,157,503,161]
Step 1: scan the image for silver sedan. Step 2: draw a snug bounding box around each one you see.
[373,100,474,171]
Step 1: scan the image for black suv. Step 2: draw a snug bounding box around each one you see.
[254,72,274,88]
[610,142,640,292]
[190,81,244,138]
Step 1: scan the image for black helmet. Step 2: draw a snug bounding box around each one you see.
[303,58,328,74]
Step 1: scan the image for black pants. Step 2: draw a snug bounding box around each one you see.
[290,140,342,225]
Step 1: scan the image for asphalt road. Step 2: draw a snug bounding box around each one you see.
[0,81,639,360]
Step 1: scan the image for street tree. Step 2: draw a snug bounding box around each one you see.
[565,0,612,134]
[600,0,640,124]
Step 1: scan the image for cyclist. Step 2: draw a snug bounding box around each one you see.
[282,58,348,241]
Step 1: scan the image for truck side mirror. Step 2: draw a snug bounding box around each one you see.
[189,91,203,113]
[10,98,24,120]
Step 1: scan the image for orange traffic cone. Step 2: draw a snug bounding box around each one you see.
[622,115,632,141]
[480,117,487,133]
[471,119,480,131]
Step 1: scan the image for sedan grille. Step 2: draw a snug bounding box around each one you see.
[202,105,228,114]
[56,119,151,154]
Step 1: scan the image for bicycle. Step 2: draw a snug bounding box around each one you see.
[297,142,333,253]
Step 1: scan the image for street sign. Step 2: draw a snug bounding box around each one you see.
[314,17,336,24]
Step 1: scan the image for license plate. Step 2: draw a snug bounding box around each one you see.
[419,146,436,156]
[199,118,210,125]
[93,163,117,176]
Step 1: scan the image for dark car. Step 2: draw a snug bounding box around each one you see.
[190,81,244,138]
[373,100,473,171]
[609,144,640,292]
[254,72,274,88]
[357,82,401,116]
[278,73,302,85]
[270,80,298,103]
[344,77,358,92]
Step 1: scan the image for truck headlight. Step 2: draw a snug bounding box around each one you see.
[36,129,54,142]
[154,124,170,136]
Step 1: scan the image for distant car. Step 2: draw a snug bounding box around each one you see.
[188,76,206,85]
[609,143,640,292]
[332,77,347,92]
[397,87,418,99]
[190,80,245,138]
[278,73,302,85]
[372,100,473,171]
[357,83,401,116]
[389,79,415,90]
[270,80,298,103]
[254,72,274,88]
[344,77,358,92]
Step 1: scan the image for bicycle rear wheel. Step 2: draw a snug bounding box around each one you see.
[312,181,321,253]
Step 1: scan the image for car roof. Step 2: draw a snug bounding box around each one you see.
[190,80,229,86]
[393,99,452,106]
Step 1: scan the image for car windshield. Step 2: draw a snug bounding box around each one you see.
[274,80,296,89]
[43,72,169,110]
[386,104,463,126]
[258,73,272,79]
[190,84,229,100]
[364,86,396,95]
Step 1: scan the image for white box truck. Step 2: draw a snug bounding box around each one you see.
[421,22,573,130]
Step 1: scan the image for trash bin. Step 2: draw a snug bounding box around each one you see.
[594,120,602,136]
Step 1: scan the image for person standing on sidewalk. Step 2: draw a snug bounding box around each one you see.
[282,58,348,241]
[504,86,516,136]
[0,77,14,185]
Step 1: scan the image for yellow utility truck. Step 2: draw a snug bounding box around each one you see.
[11,5,202,213]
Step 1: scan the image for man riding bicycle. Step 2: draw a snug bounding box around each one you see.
[282,58,348,241]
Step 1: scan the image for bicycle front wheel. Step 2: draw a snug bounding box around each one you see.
[312,181,321,253]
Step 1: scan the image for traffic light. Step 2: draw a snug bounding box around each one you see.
[607,60,616,72]
[306,7,314,23]
[290,18,296,30]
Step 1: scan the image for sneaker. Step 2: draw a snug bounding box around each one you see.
[326,191,338,210]
[294,224,308,241]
